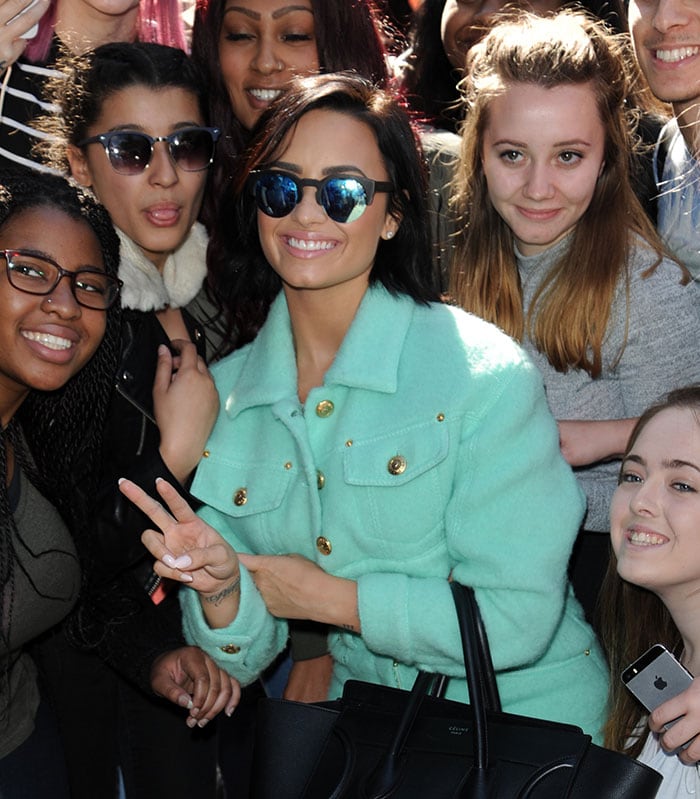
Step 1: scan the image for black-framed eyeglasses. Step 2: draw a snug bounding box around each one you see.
[78,126,221,175]
[2,249,122,310]
[249,170,394,224]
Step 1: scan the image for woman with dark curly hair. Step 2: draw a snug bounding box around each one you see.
[34,41,240,799]
[0,171,122,798]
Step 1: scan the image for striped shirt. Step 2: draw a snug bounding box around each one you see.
[0,38,62,174]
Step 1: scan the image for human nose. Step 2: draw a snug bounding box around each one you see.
[629,477,661,516]
[41,275,81,318]
[522,161,555,200]
[250,36,284,75]
[291,186,327,225]
[652,0,691,32]
[148,140,178,187]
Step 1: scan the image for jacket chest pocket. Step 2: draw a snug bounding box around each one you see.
[195,459,295,547]
[341,420,450,559]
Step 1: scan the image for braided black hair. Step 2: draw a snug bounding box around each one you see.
[0,170,121,721]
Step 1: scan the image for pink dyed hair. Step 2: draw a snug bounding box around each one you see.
[25,0,187,63]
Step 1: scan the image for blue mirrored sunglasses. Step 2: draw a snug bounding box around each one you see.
[249,170,394,224]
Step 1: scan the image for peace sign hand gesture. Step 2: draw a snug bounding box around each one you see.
[119,477,241,627]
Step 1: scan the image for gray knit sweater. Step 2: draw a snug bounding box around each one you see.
[517,234,700,531]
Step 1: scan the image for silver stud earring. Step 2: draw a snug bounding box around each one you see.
[385,230,394,239]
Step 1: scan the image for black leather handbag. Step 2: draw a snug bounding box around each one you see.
[251,584,662,799]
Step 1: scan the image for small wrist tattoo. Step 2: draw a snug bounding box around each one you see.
[203,575,241,606]
[341,623,358,633]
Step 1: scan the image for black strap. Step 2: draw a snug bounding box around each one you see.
[450,583,495,772]
[366,583,499,799]
[457,583,501,713]
[363,671,434,797]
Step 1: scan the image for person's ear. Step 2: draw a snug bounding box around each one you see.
[381,212,401,241]
[67,144,93,188]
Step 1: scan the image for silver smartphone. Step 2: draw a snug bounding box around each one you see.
[622,644,693,717]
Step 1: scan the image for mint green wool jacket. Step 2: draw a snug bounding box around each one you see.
[184,285,609,740]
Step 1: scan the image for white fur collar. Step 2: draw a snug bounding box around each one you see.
[117,222,209,311]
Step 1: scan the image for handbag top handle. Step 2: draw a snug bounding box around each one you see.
[450,582,494,773]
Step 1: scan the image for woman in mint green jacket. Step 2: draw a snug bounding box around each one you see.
[121,72,609,739]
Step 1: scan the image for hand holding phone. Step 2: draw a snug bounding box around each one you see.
[622,644,694,730]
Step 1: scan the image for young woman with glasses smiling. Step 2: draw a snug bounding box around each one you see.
[33,41,239,799]
[0,171,121,798]
[120,71,609,743]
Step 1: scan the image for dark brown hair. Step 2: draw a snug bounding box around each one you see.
[601,384,700,756]
[210,71,437,347]
[191,0,391,229]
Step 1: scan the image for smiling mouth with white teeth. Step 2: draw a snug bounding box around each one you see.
[287,237,335,251]
[22,331,74,351]
[628,529,667,546]
[249,88,283,102]
[655,45,700,62]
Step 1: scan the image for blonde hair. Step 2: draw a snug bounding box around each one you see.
[450,10,673,377]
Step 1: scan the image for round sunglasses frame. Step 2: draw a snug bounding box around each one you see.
[249,170,394,223]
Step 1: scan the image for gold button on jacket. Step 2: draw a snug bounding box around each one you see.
[316,536,332,556]
[387,455,407,475]
[315,400,334,418]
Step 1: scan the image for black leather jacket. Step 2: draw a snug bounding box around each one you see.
[74,291,225,691]
[96,305,208,575]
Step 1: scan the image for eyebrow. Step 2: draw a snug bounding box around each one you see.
[623,453,700,473]
[665,458,700,473]
[8,247,104,272]
[490,139,593,148]
[270,160,369,178]
[100,121,203,134]
[224,5,313,20]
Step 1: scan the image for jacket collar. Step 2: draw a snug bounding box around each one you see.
[117,222,208,312]
[225,284,415,418]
